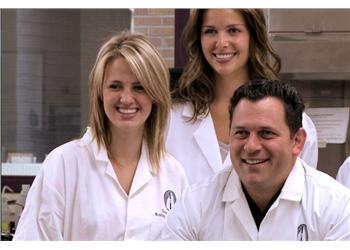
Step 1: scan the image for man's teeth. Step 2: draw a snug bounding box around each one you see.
[215,53,234,59]
[118,108,138,114]
[244,159,267,165]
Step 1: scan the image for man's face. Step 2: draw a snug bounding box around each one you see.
[229,97,305,194]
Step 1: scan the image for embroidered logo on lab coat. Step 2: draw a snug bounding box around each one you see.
[297,224,308,241]
[155,190,177,218]
[164,190,177,211]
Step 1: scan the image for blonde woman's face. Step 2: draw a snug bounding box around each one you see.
[102,57,152,134]
[200,9,250,80]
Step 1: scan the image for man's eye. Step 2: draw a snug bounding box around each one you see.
[233,130,248,139]
[260,131,275,138]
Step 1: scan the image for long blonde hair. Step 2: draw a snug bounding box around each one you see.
[89,31,171,173]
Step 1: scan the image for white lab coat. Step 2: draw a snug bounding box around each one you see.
[337,156,350,188]
[166,103,319,184]
[160,158,350,240]
[14,128,188,240]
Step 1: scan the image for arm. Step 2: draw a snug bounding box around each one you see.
[13,153,65,240]
[324,193,350,240]
[336,157,350,188]
[159,187,200,241]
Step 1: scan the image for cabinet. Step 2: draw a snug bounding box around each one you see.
[2,163,41,176]
[1,163,40,193]
[268,9,350,76]
[269,9,350,32]
[268,9,350,177]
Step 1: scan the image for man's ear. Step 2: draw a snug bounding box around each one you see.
[292,128,307,157]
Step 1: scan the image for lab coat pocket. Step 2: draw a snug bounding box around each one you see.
[148,215,166,240]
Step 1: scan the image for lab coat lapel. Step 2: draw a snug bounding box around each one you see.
[278,158,304,202]
[84,127,110,168]
[86,128,119,182]
[188,109,222,173]
[223,154,232,168]
[128,142,153,197]
[223,169,257,240]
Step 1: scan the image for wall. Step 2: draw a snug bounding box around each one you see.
[2,10,81,161]
[1,9,131,162]
[1,8,174,162]
[133,9,175,68]
[79,9,131,130]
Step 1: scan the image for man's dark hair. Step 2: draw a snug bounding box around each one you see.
[229,79,305,137]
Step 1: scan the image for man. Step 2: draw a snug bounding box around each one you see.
[160,79,350,240]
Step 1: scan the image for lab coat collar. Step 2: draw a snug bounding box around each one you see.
[222,167,242,202]
[279,158,305,202]
[181,104,206,120]
[221,160,305,239]
[222,167,258,238]
[82,127,153,195]
[221,159,305,203]
[181,104,225,173]
[81,127,109,162]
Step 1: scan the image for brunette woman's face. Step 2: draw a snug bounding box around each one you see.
[200,9,250,80]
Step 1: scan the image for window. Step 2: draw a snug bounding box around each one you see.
[1,9,132,163]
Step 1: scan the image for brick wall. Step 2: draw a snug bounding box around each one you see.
[133,9,175,68]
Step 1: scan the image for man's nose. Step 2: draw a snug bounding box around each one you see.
[244,134,262,153]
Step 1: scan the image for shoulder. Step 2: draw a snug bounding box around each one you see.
[303,164,350,201]
[171,102,191,118]
[339,157,350,172]
[183,166,232,201]
[301,164,350,238]
[337,157,350,176]
[302,112,317,135]
[45,127,101,164]
[160,153,185,173]
[40,134,95,178]
[167,103,199,135]
[171,102,186,113]
[338,156,350,175]
[169,103,208,129]
[159,153,188,181]
[162,166,234,240]
[336,157,350,188]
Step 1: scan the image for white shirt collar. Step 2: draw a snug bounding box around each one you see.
[181,103,207,120]
[222,167,242,202]
[279,158,305,201]
[80,127,154,196]
[81,127,109,162]
[222,158,305,203]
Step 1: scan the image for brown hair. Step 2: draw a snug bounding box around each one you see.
[172,9,281,121]
[229,79,304,137]
[89,31,171,173]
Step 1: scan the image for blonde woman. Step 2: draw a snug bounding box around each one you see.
[14,32,187,240]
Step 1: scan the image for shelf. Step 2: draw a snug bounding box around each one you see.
[1,163,42,176]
